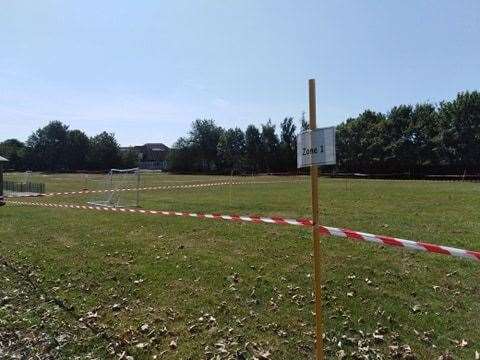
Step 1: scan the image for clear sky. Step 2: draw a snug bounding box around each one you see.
[1,0,479,146]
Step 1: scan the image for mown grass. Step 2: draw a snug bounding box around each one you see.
[1,173,479,359]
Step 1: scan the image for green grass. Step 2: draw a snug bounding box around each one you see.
[1,173,479,359]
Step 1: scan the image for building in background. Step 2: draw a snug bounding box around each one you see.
[121,143,170,170]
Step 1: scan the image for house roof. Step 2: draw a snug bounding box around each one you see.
[144,143,169,151]
[121,143,170,152]
[0,156,8,162]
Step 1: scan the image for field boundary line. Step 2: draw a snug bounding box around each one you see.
[7,200,480,262]
[6,179,307,198]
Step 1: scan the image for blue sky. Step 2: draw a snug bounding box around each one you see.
[1,0,479,146]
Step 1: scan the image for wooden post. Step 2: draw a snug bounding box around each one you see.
[309,79,325,360]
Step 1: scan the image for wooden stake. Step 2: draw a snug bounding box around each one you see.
[309,79,325,360]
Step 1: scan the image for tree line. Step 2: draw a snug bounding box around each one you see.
[169,91,480,175]
[0,121,137,171]
[336,91,480,174]
[167,117,300,174]
[1,90,479,175]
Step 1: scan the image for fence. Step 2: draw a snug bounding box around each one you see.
[139,160,168,170]
[3,180,45,195]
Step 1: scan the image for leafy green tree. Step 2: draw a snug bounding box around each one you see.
[65,129,90,170]
[189,119,224,171]
[335,121,352,172]
[88,132,122,170]
[245,125,262,173]
[411,103,441,171]
[279,117,297,171]
[385,105,416,172]
[167,137,195,173]
[25,121,69,171]
[336,111,387,173]
[438,91,480,172]
[163,90,480,176]
[0,139,26,170]
[300,111,309,131]
[261,120,279,172]
[121,149,140,168]
[217,128,246,173]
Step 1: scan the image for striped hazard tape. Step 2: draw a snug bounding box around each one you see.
[8,179,307,198]
[7,200,480,262]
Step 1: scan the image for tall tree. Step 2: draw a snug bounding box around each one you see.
[336,111,387,173]
[167,137,195,173]
[279,117,297,171]
[65,129,90,170]
[25,121,69,171]
[300,111,309,131]
[245,125,262,173]
[411,103,441,171]
[121,149,139,168]
[217,128,246,173]
[189,119,224,171]
[261,120,279,172]
[0,139,26,170]
[88,132,122,170]
[438,91,480,172]
[385,105,416,172]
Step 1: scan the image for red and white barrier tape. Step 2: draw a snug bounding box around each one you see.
[8,180,307,198]
[7,200,480,262]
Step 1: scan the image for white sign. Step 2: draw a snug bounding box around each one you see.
[297,127,336,168]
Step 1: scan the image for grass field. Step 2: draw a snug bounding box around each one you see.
[1,173,479,359]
